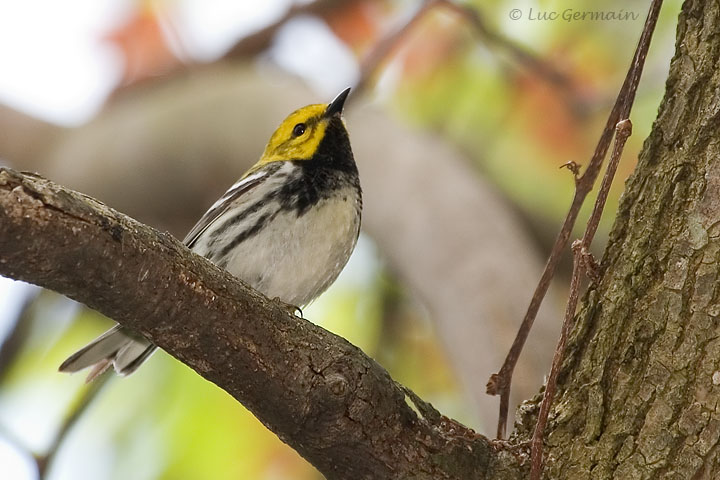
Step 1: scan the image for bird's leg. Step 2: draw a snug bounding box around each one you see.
[273,297,303,318]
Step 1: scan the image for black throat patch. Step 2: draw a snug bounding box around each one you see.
[280,117,361,216]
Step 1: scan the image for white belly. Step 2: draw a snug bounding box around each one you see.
[206,192,360,306]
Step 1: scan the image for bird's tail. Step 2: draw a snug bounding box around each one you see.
[59,325,156,382]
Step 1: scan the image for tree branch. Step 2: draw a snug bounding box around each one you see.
[351,0,585,114]
[487,0,663,439]
[0,168,522,479]
[529,118,634,480]
[221,0,350,60]
[37,372,112,479]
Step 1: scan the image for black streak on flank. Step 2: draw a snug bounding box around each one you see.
[209,116,361,261]
[183,162,282,250]
[217,211,277,259]
[213,199,267,237]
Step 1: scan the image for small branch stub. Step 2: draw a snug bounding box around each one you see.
[488,0,663,443]
[559,160,581,179]
[616,118,632,139]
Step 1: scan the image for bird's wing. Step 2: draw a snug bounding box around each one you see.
[183,170,269,248]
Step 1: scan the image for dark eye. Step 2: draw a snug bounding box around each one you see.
[292,123,306,137]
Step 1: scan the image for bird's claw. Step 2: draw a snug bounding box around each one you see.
[273,297,303,318]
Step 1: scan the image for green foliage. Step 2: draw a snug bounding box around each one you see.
[394,0,683,242]
[0,0,687,477]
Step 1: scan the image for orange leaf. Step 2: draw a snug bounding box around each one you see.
[104,7,181,85]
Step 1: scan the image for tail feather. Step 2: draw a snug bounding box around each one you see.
[59,325,156,380]
[115,341,156,375]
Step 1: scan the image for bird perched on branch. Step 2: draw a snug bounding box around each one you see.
[60,88,361,381]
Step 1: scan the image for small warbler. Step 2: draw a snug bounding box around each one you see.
[60,88,361,380]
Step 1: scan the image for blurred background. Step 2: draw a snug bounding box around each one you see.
[0,0,682,478]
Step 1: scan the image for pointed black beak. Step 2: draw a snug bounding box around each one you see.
[325,87,351,118]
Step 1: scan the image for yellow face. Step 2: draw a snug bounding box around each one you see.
[255,104,330,167]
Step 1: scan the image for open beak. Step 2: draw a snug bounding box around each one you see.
[325,87,351,118]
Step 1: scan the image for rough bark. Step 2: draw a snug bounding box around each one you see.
[2,1,720,478]
[0,168,524,479]
[511,2,720,478]
[0,68,562,431]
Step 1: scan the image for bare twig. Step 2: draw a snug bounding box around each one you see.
[0,308,111,480]
[222,0,350,60]
[529,119,632,480]
[37,373,112,479]
[559,161,581,178]
[353,0,581,110]
[353,1,438,96]
[0,290,38,382]
[435,0,586,115]
[225,0,578,102]
[487,0,664,440]
[109,0,355,96]
[582,119,633,247]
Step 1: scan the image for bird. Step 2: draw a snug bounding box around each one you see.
[59,88,362,381]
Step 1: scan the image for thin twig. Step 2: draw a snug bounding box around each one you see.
[529,119,632,480]
[583,119,633,246]
[0,290,38,383]
[435,0,586,115]
[222,0,349,60]
[353,0,438,97]
[352,0,581,110]
[110,0,353,96]
[0,362,111,479]
[487,0,664,440]
[36,372,112,479]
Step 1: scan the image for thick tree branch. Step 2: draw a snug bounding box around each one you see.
[4,70,562,429]
[0,168,524,480]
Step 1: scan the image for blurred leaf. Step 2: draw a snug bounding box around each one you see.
[104,5,181,86]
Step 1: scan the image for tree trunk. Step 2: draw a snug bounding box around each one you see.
[512,1,720,477]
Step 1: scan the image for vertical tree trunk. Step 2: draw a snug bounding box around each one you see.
[514,2,720,478]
